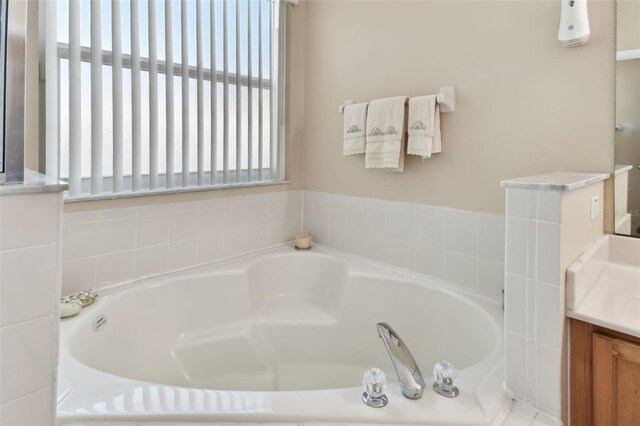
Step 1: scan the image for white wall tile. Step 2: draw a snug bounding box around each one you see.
[366,207,390,237]
[63,210,99,225]
[442,207,476,223]
[365,234,389,263]
[417,204,446,219]
[1,193,59,250]
[388,211,416,243]
[137,203,172,217]
[477,225,505,262]
[167,238,197,270]
[535,282,561,348]
[223,229,248,257]
[312,220,329,245]
[444,251,477,289]
[415,215,444,248]
[526,221,537,279]
[62,222,98,260]
[97,218,136,254]
[505,274,526,335]
[505,332,526,397]
[506,217,527,276]
[284,219,302,242]
[345,202,368,232]
[526,190,538,220]
[168,210,198,242]
[135,244,169,279]
[0,386,53,426]
[1,316,55,403]
[535,222,561,285]
[526,279,537,340]
[506,188,527,218]
[62,257,97,295]
[135,214,170,248]
[96,251,135,285]
[1,244,58,327]
[196,235,223,264]
[328,225,347,251]
[477,258,505,297]
[525,338,537,402]
[536,191,562,223]
[444,220,476,256]
[477,213,505,228]
[535,344,561,414]
[415,245,444,278]
[388,240,416,271]
[246,201,268,228]
[265,222,285,247]
[345,229,367,257]
[99,207,137,221]
[312,198,333,224]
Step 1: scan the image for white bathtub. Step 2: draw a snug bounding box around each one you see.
[57,245,508,424]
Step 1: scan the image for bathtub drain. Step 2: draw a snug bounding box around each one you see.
[93,315,108,331]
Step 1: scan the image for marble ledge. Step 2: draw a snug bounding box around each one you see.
[500,172,609,191]
[615,164,633,176]
[0,169,68,196]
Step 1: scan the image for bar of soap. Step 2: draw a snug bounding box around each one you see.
[60,301,82,318]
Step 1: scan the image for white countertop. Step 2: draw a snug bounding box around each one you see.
[501,171,609,191]
[566,235,640,338]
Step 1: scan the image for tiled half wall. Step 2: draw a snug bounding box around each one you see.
[62,190,303,295]
[62,189,506,299]
[302,191,506,298]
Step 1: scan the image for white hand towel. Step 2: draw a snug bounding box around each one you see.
[407,95,441,159]
[343,102,368,156]
[365,96,408,171]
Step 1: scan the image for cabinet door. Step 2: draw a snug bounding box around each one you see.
[593,333,640,425]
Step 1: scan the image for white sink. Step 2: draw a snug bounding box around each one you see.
[566,235,640,337]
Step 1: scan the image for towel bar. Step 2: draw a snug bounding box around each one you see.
[338,86,456,114]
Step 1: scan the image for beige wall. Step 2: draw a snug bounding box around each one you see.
[617,0,640,51]
[302,0,615,215]
[27,1,617,216]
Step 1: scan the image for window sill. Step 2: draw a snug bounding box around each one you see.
[64,179,291,203]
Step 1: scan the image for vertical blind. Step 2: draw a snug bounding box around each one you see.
[45,0,286,199]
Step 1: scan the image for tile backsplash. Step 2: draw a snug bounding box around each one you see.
[302,191,506,298]
[62,189,505,299]
[62,190,302,294]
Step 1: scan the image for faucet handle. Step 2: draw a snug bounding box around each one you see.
[432,361,459,398]
[362,368,388,408]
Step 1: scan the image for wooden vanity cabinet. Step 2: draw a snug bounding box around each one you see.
[570,319,640,425]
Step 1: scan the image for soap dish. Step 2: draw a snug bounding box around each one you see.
[61,289,98,308]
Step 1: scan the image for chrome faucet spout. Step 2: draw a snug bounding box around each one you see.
[376,322,425,399]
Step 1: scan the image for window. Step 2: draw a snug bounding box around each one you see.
[44,0,286,200]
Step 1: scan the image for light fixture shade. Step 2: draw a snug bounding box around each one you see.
[558,0,590,47]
